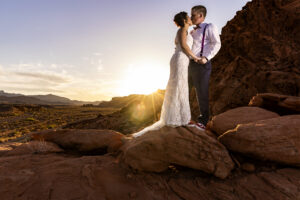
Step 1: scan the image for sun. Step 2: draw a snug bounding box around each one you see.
[118,61,169,96]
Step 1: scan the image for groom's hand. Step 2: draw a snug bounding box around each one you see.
[197,57,208,64]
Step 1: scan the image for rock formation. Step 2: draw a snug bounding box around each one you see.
[207,106,279,136]
[0,117,299,199]
[120,126,234,179]
[218,115,300,167]
[249,93,300,115]
[209,0,300,115]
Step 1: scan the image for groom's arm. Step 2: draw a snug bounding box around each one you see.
[203,23,221,61]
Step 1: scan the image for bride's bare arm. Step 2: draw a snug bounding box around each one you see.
[178,29,200,60]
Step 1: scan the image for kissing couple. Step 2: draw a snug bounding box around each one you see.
[131,5,221,137]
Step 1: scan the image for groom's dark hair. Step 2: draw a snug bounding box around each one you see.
[192,5,207,17]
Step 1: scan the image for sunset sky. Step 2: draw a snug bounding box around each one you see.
[0,0,249,101]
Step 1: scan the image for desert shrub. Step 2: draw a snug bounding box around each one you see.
[25,117,38,122]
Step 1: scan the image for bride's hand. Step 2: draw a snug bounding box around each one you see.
[193,57,201,63]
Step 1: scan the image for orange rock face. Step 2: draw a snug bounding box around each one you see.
[30,129,124,154]
[249,93,300,115]
[120,126,234,179]
[218,115,300,167]
[208,106,279,136]
[209,0,300,116]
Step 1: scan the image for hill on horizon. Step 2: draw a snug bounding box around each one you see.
[0,90,102,105]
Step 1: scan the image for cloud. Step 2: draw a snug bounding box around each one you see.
[93,52,103,56]
[0,62,73,95]
[0,65,3,75]
[97,59,103,71]
[7,62,74,84]
[1,79,63,87]
[2,86,64,93]
[82,53,104,72]
[0,58,119,101]
[14,71,71,83]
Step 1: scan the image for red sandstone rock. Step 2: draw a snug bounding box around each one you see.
[30,129,124,153]
[208,106,279,136]
[249,93,300,115]
[209,0,300,115]
[4,141,63,156]
[218,115,300,167]
[120,126,234,179]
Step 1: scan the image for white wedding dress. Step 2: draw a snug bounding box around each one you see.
[131,31,193,137]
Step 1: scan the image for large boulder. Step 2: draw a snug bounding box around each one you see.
[249,93,300,115]
[120,126,235,179]
[4,141,64,156]
[208,106,279,136]
[30,129,124,154]
[218,115,300,166]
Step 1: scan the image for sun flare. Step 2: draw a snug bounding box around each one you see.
[118,61,169,96]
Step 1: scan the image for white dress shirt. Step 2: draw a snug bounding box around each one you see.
[190,22,221,61]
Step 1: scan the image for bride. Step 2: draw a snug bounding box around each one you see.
[131,12,201,138]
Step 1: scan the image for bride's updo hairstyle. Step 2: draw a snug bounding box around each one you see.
[173,12,188,27]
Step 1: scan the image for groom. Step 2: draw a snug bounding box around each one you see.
[188,5,221,129]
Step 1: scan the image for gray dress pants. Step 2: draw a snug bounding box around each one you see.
[188,59,212,125]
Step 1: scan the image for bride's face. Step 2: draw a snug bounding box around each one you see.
[185,16,193,26]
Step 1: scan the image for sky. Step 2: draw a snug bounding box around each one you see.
[0,0,250,101]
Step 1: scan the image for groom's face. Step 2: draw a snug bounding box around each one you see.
[191,11,203,25]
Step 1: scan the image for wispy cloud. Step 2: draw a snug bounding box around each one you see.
[2,86,64,93]
[0,59,120,101]
[93,52,102,56]
[82,53,104,72]
[14,71,71,83]
[0,65,4,76]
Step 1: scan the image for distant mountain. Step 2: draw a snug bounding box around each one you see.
[0,95,53,105]
[28,94,72,104]
[0,90,102,105]
[0,90,24,97]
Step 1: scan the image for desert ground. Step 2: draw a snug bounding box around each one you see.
[0,104,119,143]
